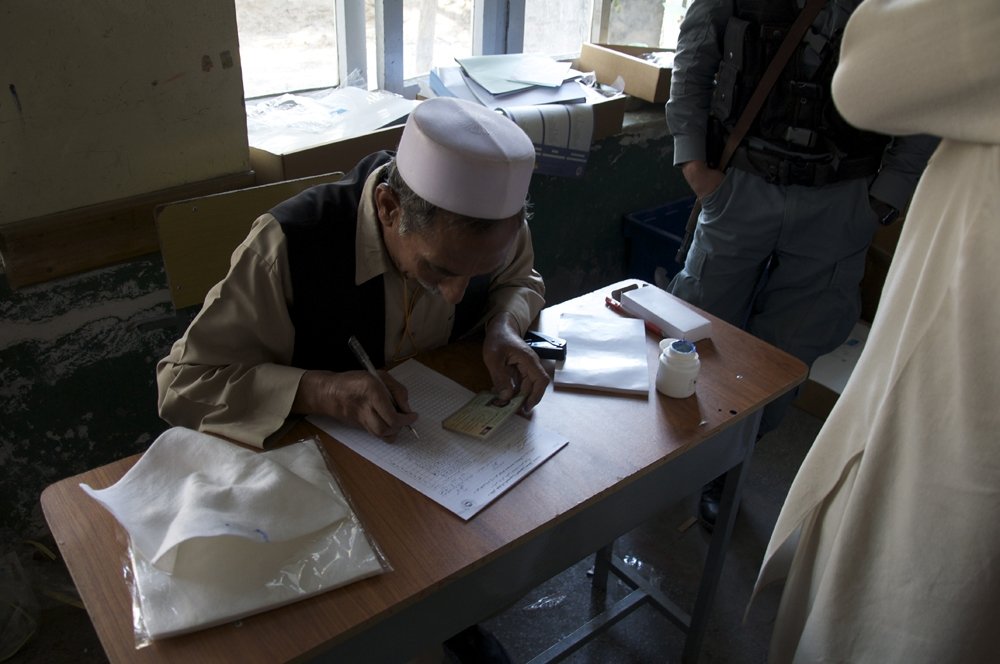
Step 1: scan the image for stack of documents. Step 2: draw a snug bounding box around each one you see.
[456,54,575,94]
[430,53,598,178]
[554,313,650,396]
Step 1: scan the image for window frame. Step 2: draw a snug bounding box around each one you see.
[334,0,627,97]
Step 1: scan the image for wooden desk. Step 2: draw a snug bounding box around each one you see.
[41,279,805,663]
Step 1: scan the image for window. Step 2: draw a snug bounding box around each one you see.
[523,0,593,58]
[235,0,688,98]
[235,0,340,99]
[402,0,474,80]
[606,0,688,51]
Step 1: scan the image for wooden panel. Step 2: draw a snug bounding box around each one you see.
[0,171,254,289]
[156,172,344,309]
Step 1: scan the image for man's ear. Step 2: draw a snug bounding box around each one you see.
[374,183,401,229]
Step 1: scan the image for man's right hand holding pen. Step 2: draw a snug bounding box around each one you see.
[291,370,418,442]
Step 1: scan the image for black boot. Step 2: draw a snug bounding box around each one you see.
[443,625,511,664]
[698,475,725,532]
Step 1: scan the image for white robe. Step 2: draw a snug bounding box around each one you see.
[752,1,1000,662]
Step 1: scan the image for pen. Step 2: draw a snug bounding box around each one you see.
[347,335,420,439]
[604,296,665,337]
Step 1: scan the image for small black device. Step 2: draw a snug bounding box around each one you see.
[524,330,567,361]
[869,195,900,226]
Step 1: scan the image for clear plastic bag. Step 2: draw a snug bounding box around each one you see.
[245,69,417,153]
[82,431,390,647]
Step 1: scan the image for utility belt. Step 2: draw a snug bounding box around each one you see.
[729,145,882,187]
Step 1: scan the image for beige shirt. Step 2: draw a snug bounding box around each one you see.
[157,165,544,447]
[752,1,1000,662]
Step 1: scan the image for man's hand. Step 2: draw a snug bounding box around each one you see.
[681,160,725,200]
[292,369,417,441]
[483,312,550,414]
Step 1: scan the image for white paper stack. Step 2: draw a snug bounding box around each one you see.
[553,313,650,395]
[621,285,712,341]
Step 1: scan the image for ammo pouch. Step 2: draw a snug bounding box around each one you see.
[711,17,750,125]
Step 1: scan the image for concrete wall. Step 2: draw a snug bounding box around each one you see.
[0,1,249,224]
[0,118,686,548]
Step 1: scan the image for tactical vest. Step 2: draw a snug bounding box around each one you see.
[709,0,888,182]
[270,151,489,371]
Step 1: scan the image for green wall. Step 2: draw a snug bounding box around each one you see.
[0,118,685,550]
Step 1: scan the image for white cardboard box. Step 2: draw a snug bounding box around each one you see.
[620,285,712,341]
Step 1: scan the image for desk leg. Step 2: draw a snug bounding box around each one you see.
[681,414,758,664]
[591,543,612,590]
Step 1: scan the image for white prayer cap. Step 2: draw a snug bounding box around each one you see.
[396,97,535,219]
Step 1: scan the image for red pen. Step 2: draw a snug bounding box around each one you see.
[605,296,664,337]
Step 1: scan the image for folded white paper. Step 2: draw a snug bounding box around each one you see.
[554,313,650,395]
[621,285,712,341]
[81,427,385,639]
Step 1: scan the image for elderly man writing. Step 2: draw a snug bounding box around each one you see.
[157,97,548,448]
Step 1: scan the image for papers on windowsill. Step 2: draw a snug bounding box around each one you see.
[429,55,601,178]
[432,66,587,108]
[309,359,568,520]
[554,313,651,396]
[456,54,574,94]
[462,70,588,108]
[245,86,417,154]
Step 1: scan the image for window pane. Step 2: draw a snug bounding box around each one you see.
[660,0,689,49]
[235,0,340,99]
[403,0,473,79]
[523,0,594,58]
[606,0,689,49]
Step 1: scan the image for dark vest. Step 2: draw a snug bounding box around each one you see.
[709,0,888,178]
[270,151,489,371]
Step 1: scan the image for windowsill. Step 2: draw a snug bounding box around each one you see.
[0,92,667,290]
[621,99,667,131]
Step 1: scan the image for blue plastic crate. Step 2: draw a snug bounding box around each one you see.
[623,196,695,286]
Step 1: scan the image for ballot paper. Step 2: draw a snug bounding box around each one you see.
[309,359,568,520]
[80,428,386,640]
[553,313,651,395]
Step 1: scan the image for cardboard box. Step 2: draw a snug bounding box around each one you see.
[591,93,626,141]
[576,43,673,104]
[251,94,624,185]
[250,125,405,185]
[794,322,870,419]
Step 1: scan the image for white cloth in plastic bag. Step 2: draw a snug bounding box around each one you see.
[81,427,386,640]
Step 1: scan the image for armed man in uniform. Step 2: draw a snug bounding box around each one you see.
[666,0,939,528]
